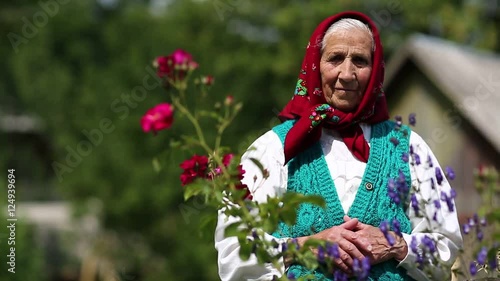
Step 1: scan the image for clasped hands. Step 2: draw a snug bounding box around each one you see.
[295,215,408,274]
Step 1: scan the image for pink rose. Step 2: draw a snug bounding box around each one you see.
[154,49,198,82]
[140,103,174,134]
[179,155,209,186]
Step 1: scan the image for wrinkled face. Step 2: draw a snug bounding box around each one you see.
[320,28,373,112]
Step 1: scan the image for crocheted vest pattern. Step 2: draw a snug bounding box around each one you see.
[272,120,415,281]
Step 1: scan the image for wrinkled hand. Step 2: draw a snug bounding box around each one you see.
[343,216,408,265]
[296,218,372,274]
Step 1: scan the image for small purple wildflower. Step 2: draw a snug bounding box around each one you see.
[445,166,455,180]
[326,243,340,259]
[380,220,395,246]
[470,262,477,276]
[435,167,444,185]
[411,193,419,216]
[252,229,258,239]
[401,152,409,163]
[477,230,484,241]
[387,178,400,205]
[408,113,416,126]
[422,236,436,254]
[390,137,400,146]
[392,219,402,236]
[334,270,348,281]
[410,236,419,254]
[488,256,498,271]
[281,242,288,252]
[477,247,488,265]
[462,223,470,234]
[353,257,371,281]
[317,245,325,263]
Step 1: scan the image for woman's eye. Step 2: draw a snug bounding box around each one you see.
[353,56,369,66]
[329,55,343,63]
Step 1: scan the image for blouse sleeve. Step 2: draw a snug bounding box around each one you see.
[214,130,288,281]
[397,131,464,280]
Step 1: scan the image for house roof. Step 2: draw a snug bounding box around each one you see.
[385,34,500,153]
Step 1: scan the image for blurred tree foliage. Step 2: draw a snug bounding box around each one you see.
[0,0,499,280]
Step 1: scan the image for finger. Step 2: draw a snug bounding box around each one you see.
[332,248,353,274]
[338,239,365,262]
[341,231,373,253]
[343,215,351,222]
[339,218,359,230]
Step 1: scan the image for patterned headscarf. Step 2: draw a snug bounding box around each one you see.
[279,11,389,164]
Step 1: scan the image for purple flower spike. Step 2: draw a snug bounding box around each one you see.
[477,231,484,241]
[392,219,402,236]
[408,113,416,126]
[470,261,478,276]
[317,245,325,263]
[410,236,419,254]
[281,242,288,252]
[435,167,444,185]
[477,247,488,265]
[380,220,395,246]
[422,236,436,253]
[462,223,470,234]
[327,243,340,259]
[445,166,456,180]
[334,270,348,281]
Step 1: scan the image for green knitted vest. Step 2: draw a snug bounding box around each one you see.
[272,120,415,281]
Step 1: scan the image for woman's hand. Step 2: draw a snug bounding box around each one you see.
[295,218,372,274]
[343,216,408,265]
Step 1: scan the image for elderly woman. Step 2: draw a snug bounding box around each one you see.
[215,11,462,281]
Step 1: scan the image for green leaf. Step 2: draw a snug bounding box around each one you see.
[224,222,242,238]
[239,238,252,261]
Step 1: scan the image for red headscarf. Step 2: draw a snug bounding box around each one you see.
[280,11,389,164]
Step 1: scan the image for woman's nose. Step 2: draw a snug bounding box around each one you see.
[338,59,355,82]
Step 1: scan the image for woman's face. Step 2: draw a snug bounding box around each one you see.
[320,28,373,112]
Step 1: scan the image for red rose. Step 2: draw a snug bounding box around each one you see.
[154,49,198,82]
[141,103,174,134]
[180,155,209,186]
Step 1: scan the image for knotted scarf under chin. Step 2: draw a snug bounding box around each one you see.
[283,101,388,165]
